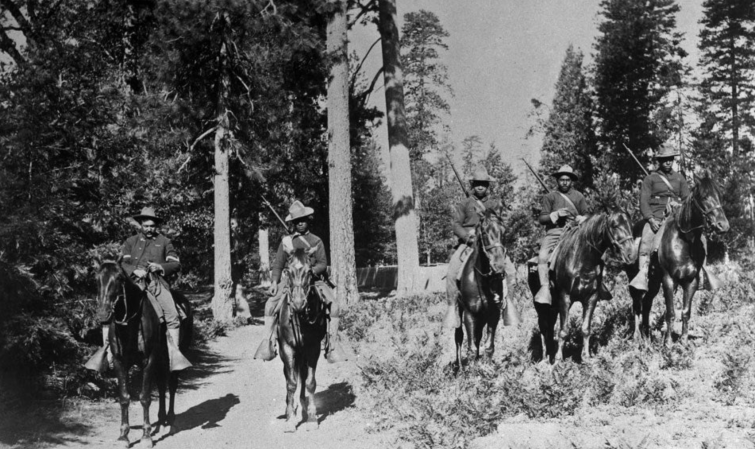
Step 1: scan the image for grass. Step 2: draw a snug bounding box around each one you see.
[344,262,755,449]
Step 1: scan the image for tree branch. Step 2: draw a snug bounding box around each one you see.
[351,36,381,89]
[359,66,384,110]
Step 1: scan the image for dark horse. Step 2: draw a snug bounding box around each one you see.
[626,171,729,346]
[278,248,327,432]
[455,205,515,367]
[528,211,635,362]
[93,260,192,448]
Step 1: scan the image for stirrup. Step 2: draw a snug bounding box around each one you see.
[253,339,277,361]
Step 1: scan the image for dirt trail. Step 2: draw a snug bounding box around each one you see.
[32,322,389,449]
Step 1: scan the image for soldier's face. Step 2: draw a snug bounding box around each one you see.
[141,220,157,238]
[658,158,674,173]
[293,218,309,234]
[557,176,572,193]
[471,181,489,198]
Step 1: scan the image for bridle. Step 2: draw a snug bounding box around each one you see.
[679,193,724,236]
[99,264,142,326]
[474,214,506,278]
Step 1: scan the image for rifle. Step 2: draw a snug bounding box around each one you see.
[521,158,551,193]
[621,143,650,177]
[260,195,290,234]
[441,145,469,197]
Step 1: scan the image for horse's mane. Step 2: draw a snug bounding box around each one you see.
[677,174,721,231]
[555,214,609,257]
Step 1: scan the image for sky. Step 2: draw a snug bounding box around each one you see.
[350,0,706,178]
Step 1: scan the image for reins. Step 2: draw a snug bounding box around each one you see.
[677,191,723,236]
[112,282,143,326]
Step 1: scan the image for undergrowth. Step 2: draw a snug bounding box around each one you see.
[346,262,755,449]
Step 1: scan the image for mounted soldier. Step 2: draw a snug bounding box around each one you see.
[629,143,719,291]
[254,200,350,363]
[533,165,590,305]
[443,166,516,330]
[120,206,191,372]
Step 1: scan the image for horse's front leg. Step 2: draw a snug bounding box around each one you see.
[166,371,179,434]
[581,293,599,360]
[113,357,130,447]
[483,304,501,358]
[661,274,676,347]
[555,291,571,362]
[281,344,298,432]
[139,356,155,448]
[680,277,699,345]
[454,325,464,369]
[300,347,319,431]
[153,357,167,436]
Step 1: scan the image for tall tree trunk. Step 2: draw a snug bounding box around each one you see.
[258,223,271,287]
[211,14,234,322]
[378,0,420,295]
[327,0,359,304]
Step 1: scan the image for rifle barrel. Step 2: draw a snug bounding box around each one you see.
[521,159,550,193]
[621,143,650,177]
[442,146,470,197]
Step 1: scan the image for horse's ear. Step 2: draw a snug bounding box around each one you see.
[93,257,101,272]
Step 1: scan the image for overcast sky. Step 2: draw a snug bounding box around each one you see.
[351,0,706,177]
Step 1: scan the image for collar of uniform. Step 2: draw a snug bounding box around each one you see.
[292,231,310,238]
[472,194,488,202]
[655,169,675,176]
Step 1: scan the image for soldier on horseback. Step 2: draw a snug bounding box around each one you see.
[254,200,349,363]
[443,166,516,330]
[533,165,589,305]
[120,206,191,372]
[629,143,719,291]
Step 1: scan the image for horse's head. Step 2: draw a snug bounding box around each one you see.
[475,205,508,275]
[94,259,127,324]
[606,210,636,264]
[693,170,729,234]
[285,248,313,313]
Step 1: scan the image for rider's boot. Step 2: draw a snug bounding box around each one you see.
[167,328,192,372]
[534,263,552,305]
[84,325,112,372]
[325,317,353,363]
[253,316,278,361]
[629,254,649,291]
[700,266,721,291]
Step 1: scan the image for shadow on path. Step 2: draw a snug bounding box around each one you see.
[315,382,356,424]
[153,393,240,444]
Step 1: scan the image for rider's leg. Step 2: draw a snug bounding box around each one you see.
[630,223,654,291]
[443,244,467,329]
[534,232,558,305]
[254,283,284,361]
[319,286,352,363]
[149,277,191,371]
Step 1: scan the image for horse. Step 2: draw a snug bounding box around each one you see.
[93,260,192,448]
[626,171,729,346]
[277,248,327,432]
[527,211,635,363]
[455,205,516,367]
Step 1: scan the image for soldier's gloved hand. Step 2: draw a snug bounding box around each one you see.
[576,215,587,225]
[147,262,164,274]
[648,217,660,232]
[269,283,278,296]
[465,233,476,246]
[133,268,147,278]
[557,208,571,218]
[549,211,560,224]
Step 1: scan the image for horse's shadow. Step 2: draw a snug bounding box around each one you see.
[314,381,355,423]
[144,393,240,444]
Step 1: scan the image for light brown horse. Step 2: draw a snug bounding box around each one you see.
[626,171,729,346]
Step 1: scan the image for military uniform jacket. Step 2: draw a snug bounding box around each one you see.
[452,195,503,242]
[121,233,181,278]
[539,189,589,231]
[271,231,328,284]
[640,170,690,220]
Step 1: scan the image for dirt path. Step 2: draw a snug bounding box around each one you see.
[12,322,390,449]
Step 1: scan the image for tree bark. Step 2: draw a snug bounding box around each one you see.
[378,0,420,295]
[327,0,359,304]
[257,223,271,287]
[211,13,234,322]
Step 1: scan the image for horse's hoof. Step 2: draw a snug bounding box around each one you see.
[301,420,319,432]
[117,438,130,448]
[284,420,297,433]
[140,437,154,448]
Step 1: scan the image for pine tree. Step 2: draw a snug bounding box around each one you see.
[539,45,598,190]
[593,0,687,184]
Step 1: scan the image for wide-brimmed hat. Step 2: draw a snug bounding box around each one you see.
[132,207,162,224]
[469,166,495,183]
[552,165,578,181]
[285,200,314,222]
[655,143,680,159]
